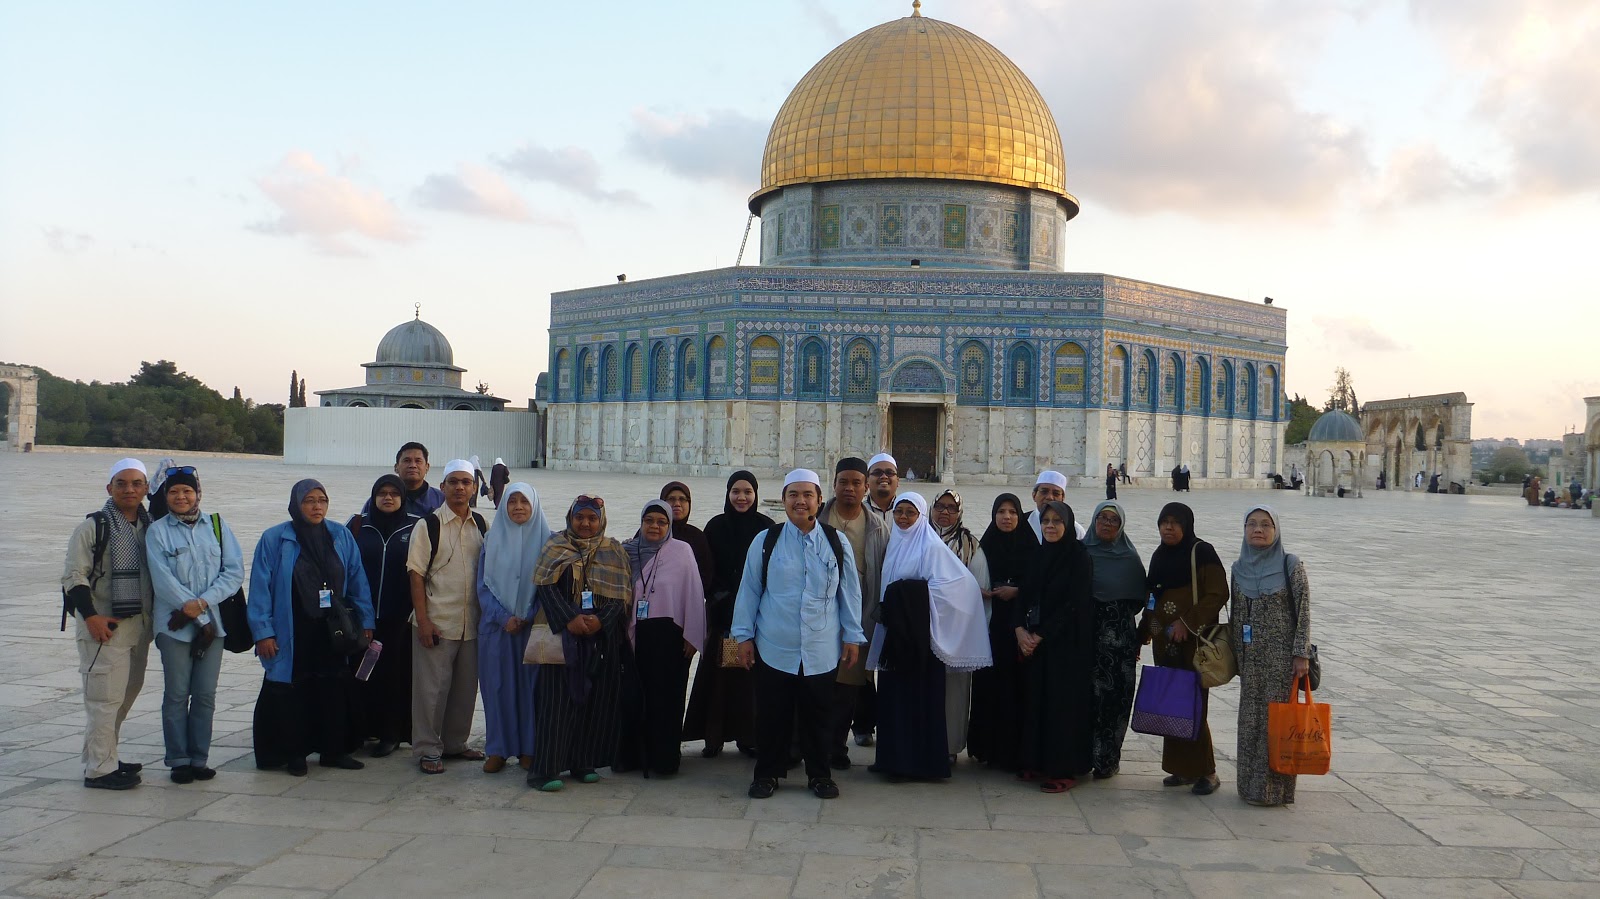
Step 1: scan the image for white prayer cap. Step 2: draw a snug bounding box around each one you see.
[493,457,505,466]
[108,458,147,482]
[782,468,822,491]
[867,452,897,470]
[1035,470,1067,490]
[442,459,474,478]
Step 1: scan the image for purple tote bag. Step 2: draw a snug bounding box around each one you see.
[1131,664,1203,740]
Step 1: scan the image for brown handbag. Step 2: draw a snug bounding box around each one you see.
[718,637,743,668]
[1185,546,1237,689]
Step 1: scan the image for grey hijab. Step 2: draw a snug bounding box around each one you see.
[624,500,673,576]
[1081,500,1146,603]
[1231,504,1288,599]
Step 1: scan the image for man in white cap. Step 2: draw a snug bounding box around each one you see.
[865,453,899,525]
[1026,470,1086,540]
[732,469,866,801]
[60,458,155,790]
[407,459,489,774]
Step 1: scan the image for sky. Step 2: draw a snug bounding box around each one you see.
[2,0,1597,439]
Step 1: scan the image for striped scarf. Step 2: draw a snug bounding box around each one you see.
[101,498,151,618]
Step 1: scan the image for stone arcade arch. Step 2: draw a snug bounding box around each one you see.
[0,365,39,452]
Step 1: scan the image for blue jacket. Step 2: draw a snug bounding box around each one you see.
[248,520,374,684]
[146,512,245,643]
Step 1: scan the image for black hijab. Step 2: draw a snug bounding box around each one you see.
[288,478,345,616]
[660,480,714,597]
[364,474,411,537]
[978,493,1037,587]
[1145,501,1222,593]
[1018,501,1090,622]
[702,470,774,598]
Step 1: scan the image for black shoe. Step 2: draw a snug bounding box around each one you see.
[286,758,309,777]
[701,745,722,759]
[85,771,139,791]
[747,777,778,799]
[1192,775,1221,796]
[170,765,195,784]
[320,755,365,770]
[809,778,840,799]
[1162,774,1195,787]
[192,766,217,781]
[829,754,851,771]
[1092,767,1118,780]
[117,761,143,775]
[853,733,874,747]
[370,740,399,759]
[738,744,759,758]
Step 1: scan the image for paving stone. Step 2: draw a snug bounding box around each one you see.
[1499,883,1600,898]
[363,804,589,840]
[576,865,792,898]
[237,854,376,890]
[1126,837,1357,874]
[1364,878,1515,898]
[192,793,388,831]
[1391,811,1563,849]
[791,853,916,898]
[750,821,917,858]
[99,820,311,865]
[1181,871,1383,897]
[576,814,751,850]
[0,812,163,864]
[918,859,1038,898]
[1340,845,1525,879]
[604,844,802,876]
[331,835,609,899]
[292,829,414,860]
[916,828,1128,865]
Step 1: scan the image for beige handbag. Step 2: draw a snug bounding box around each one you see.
[1185,546,1237,689]
[717,637,743,669]
[522,607,566,665]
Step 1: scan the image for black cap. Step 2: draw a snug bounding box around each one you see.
[835,457,869,476]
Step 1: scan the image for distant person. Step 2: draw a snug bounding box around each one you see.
[1104,464,1118,501]
[1376,471,1386,490]
[1525,476,1542,507]
[146,465,244,784]
[1171,465,1183,492]
[365,442,444,517]
[62,458,155,790]
[1179,464,1192,491]
[1415,471,1424,489]
[476,482,552,774]
[1118,462,1130,484]
[1572,479,1583,504]
[1427,473,1441,494]
[468,456,489,508]
[489,458,511,507]
[817,458,889,767]
[866,453,900,524]
[349,475,421,759]
[1544,488,1557,507]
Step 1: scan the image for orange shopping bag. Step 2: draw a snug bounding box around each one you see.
[1267,675,1331,775]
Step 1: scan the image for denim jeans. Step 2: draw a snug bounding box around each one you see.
[155,632,223,768]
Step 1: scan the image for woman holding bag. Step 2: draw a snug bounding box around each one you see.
[1141,502,1228,796]
[476,483,553,773]
[1230,506,1312,806]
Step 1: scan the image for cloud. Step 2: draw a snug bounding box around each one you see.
[413,164,536,222]
[625,108,767,188]
[1412,0,1600,198]
[1312,315,1407,353]
[496,143,644,205]
[1367,143,1500,208]
[43,227,93,254]
[251,151,413,256]
[970,0,1373,216]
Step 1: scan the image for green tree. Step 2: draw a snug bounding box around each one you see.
[1284,393,1319,444]
[1482,446,1532,484]
[1324,367,1359,414]
[30,362,283,454]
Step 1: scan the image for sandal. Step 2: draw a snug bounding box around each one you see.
[1192,775,1221,796]
[1162,774,1195,787]
[419,757,445,775]
[536,779,563,792]
[1017,769,1040,782]
[1041,778,1077,794]
[445,749,486,761]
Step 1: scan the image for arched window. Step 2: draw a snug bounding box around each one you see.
[706,336,728,397]
[844,338,877,401]
[576,348,593,402]
[553,349,570,403]
[1161,353,1181,410]
[625,345,645,399]
[798,338,827,397]
[1053,342,1086,406]
[957,341,988,404]
[1264,364,1281,419]
[651,343,671,399]
[1435,423,1444,449]
[1134,350,1154,409]
[599,347,618,400]
[1216,360,1233,415]
[1415,422,1427,451]
[749,335,781,397]
[1240,363,1257,419]
[1007,342,1034,402]
[1186,356,1205,413]
[677,338,700,399]
[348,400,368,407]
[1106,346,1128,407]
[452,403,475,411]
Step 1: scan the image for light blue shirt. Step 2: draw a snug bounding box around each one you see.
[730,520,866,676]
[145,512,245,642]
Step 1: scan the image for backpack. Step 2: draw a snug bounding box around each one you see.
[758,520,845,594]
[60,511,111,631]
[424,511,487,579]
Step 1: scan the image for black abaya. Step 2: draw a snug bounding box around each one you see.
[869,580,951,780]
[1016,504,1097,781]
[615,618,692,776]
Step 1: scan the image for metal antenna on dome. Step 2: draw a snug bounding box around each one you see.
[414,302,421,320]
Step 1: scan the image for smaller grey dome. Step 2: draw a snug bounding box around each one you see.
[373,317,457,368]
[1308,410,1363,443]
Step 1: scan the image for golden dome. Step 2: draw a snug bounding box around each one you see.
[750,6,1077,216]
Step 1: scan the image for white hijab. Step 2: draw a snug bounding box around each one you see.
[871,492,992,673]
[481,482,552,618]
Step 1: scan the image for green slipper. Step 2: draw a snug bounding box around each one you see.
[537,779,564,792]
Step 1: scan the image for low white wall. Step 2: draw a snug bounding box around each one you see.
[285,407,538,467]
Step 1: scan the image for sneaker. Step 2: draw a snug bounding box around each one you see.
[808,778,840,799]
[116,761,143,775]
[370,740,399,759]
[170,765,195,784]
[747,777,778,799]
[85,771,139,791]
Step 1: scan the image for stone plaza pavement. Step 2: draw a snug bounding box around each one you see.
[1,451,1597,898]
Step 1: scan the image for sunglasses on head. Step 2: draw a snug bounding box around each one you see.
[164,465,197,478]
[575,494,605,508]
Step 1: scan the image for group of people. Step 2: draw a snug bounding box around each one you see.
[1524,474,1591,509]
[62,445,1315,808]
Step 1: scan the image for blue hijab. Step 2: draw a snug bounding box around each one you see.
[481,482,552,618]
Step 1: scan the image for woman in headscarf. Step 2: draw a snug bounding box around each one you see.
[349,474,421,758]
[1231,506,1312,806]
[489,458,511,507]
[527,495,632,791]
[1141,502,1229,795]
[867,493,991,780]
[1014,501,1096,793]
[476,482,553,773]
[684,471,771,757]
[1081,500,1147,779]
[967,493,1037,771]
[248,480,374,776]
[1104,464,1119,502]
[615,500,706,776]
[930,490,988,760]
[660,481,715,595]
[468,455,487,508]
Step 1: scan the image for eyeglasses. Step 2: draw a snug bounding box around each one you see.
[163,465,197,478]
[869,469,897,479]
[575,494,605,508]
[932,503,961,513]
[1245,520,1276,530]
[1096,512,1122,524]
[301,496,330,506]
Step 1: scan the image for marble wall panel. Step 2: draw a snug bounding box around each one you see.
[842,404,879,455]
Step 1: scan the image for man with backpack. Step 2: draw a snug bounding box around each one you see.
[816,457,889,766]
[60,458,154,790]
[731,469,866,801]
[406,459,488,774]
